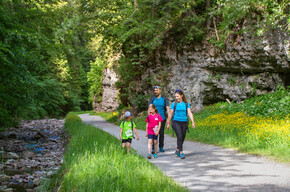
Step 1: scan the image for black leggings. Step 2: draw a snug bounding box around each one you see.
[172,120,188,151]
[159,119,166,148]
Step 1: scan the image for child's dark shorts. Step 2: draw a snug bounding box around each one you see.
[122,138,132,143]
[148,134,158,140]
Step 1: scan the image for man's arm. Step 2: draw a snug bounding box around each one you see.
[164,97,170,117]
[166,109,174,130]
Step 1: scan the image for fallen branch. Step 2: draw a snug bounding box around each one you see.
[213,17,220,41]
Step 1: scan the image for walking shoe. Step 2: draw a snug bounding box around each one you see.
[151,148,155,154]
[175,150,180,157]
[154,154,158,158]
[159,147,165,152]
[147,154,151,159]
[180,153,185,159]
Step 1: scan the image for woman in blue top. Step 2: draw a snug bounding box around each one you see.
[166,90,195,159]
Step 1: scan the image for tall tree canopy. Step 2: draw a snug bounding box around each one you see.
[0,0,288,127]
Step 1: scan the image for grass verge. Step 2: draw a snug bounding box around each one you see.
[40,113,188,192]
[92,87,290,163]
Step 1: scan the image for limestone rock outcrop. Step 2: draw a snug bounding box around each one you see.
[94,68,119,112]
[153,30,289,111]
[97,29,289,112]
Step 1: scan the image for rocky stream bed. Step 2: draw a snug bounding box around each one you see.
[0,119,65,192]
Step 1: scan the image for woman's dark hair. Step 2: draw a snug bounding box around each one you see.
[175,90,188,103]
[148,104,158,113]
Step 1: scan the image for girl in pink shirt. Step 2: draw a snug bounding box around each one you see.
[146,104,163,159]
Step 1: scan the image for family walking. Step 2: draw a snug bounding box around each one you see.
[120,85,195,159]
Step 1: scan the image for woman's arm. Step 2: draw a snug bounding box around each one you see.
[187,108,196,129]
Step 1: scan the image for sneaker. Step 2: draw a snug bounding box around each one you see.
[159,147,165,152]
[151,148,155,154]
[154,154,158,158]
[180,153,185,159]
[147,154,151,159]
[175,150,180,157]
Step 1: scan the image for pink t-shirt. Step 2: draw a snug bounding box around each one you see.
[145,113,163,135]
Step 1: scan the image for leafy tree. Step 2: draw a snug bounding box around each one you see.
[0,0,94,127]
[209,0,289,47]
[87,58,104,105]
[1,0,288,126]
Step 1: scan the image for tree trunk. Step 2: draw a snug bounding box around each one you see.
[134,0,139,11]
[206,0,211,29]
[130,0,139,18]
[213,17,220,41]
[93,94,97,113]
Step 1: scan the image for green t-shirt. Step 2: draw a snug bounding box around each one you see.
[120,120,136,139]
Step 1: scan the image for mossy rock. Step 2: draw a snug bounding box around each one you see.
[66,115,82,123]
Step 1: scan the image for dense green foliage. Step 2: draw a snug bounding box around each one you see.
[211,0,289,47]
[197,86,290,119]
[1,0,288,127]
[86,0,288,110]
[0,0,94,127]
[87,58,104,103]
[40,113,188,191]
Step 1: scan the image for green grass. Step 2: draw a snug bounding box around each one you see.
[40,113,188,192]
[187,87,290,162]
[217,85,289,118]
[68,110,94,116]
[91,87,290,163]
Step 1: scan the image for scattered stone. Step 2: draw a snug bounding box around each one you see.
[7,152,19,159]
[0,174,10,180]
[7,132,18,139]
[0,119,65,191]
[0,152,19,161]
[0,132,7,139]
[0,186,8,191]
[13,175,20,179]
[23,151,36,159]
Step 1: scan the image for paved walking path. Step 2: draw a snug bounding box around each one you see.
[79,114,290,192]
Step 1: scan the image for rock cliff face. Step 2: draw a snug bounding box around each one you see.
[94,68,119,112]
[143,30,288,112]
[99,30,289,112]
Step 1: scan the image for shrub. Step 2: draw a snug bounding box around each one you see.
[66,115,82,123]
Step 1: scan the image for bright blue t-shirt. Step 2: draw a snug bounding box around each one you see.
[170,102,190,122]
[152,97,168,120]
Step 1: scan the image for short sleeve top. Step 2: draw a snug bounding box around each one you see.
[120,121,136,139]
[170,102,190,122]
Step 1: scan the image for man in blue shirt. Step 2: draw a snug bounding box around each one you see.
[148,85,169,153]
